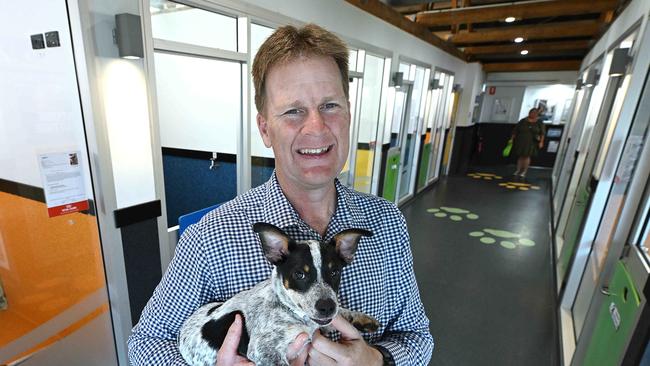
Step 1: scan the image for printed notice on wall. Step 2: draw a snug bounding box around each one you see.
[38,151,89,217]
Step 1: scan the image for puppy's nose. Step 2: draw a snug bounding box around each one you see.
[315,298,336,317]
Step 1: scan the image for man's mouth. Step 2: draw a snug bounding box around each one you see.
[310,317,333,326]
[297,145,333,156]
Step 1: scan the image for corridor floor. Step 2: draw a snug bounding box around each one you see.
[402,167,559,366]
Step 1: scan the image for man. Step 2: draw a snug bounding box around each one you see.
[128,23,433,365]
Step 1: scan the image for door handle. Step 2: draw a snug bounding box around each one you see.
[600,286,612,296]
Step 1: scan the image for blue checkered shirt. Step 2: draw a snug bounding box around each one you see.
[128,174,433,365]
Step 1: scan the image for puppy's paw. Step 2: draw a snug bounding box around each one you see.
[351,314,380,333]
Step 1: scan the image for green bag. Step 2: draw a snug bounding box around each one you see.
[502,139,513,157]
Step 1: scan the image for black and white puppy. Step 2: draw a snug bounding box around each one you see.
[179,223,380,366]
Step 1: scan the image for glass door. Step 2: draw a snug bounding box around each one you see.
[150,2,242,231]
[0,0,117,363]
[397,65,429,204]
[557,46,635,285]
[570,60,650,365]
[352,53,386,194]
[381,83,412,203]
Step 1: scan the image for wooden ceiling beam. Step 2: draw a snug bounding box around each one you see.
[464,40,591,55]
[415,0,618,26]
[482,60,582,72]
[345,0,467,60]
[449,20,601,44]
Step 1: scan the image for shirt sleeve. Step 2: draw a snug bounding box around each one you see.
[373,210,434,366]
[128,223,220,365]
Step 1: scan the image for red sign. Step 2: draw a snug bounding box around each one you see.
[488,86,496,95]
[47,200,89,217]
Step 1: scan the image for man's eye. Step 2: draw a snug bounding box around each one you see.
[321,103,339,110]
[293,271,306,280]
[283,109,300,116]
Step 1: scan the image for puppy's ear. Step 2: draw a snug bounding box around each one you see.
[253,223,290,264]
[332,228,372,264]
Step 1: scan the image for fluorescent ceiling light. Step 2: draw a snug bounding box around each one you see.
[520,50,529,55]
[505,16,516,23]
[514,37,524,43]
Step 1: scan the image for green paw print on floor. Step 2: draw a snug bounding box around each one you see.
[427,207,479,221]
[467,172,503,181]
[469,228,536,249]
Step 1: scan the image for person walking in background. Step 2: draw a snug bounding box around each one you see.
[511,108,545,179]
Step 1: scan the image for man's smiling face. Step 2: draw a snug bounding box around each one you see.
[257,55,350,192]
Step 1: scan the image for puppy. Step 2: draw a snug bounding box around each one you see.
[178,223,380,366]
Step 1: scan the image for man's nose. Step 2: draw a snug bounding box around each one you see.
[302,110,327,135]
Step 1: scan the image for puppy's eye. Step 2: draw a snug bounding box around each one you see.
[330,269,340,277]
[293,271,306,280]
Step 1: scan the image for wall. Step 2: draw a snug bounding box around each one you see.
[519,84,576,124]
[478,86,525,123]
[0,1,93,197]
[456,62,484,127]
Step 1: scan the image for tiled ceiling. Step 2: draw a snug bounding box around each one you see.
[346,0,630,72]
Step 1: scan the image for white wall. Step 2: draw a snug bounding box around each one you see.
[479,86,526,123]
[519,84,575,124]
[0,0,93,198]
[455,62,484,127]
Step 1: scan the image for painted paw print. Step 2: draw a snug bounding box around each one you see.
[467,172,503,181]
[469,228,536,249]
[498,182,541,191]
[427,207,479,221]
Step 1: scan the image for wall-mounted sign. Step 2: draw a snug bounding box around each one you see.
[488,86,496,95]
[38,151,89,217]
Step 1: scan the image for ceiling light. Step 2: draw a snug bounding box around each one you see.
[514,37,524,43]
[520,50,529,55]
[505,17,516,23]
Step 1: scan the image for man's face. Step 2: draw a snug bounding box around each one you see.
[529,109,539,120]
[257,55,350,191]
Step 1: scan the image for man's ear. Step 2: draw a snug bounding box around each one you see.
[332,228,373,264]
[253,222,290,264]
[257,113,272,148]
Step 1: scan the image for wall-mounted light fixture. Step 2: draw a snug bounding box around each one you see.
[391,72,404,89]
[584,68,599,87]
[575,78,583,90]
[114,13,144,59]
[609,48,631,76]
[452,83,462,93]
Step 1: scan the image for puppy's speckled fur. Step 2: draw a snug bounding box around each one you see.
[178,224,380,366]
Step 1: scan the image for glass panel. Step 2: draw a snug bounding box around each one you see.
[398,66,426,200]
[0,1,116,362]
[250,23,276,188]
[353,54,385,193]
[339,77,361,187]
[154,52,240,227]
[151,1,237,51]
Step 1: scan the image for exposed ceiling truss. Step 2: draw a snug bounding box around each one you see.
[345,0,630,73]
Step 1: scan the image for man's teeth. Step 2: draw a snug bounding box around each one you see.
[298,146,330,155]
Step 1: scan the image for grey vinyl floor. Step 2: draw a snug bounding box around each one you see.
[401,166,560,366]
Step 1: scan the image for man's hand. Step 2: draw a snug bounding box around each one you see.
[216,314,311,366]
[307,315,383,366]
[216,314,254,366]
[538,141,544,149]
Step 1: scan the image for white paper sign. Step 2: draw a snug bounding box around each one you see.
[38,151,89,217]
